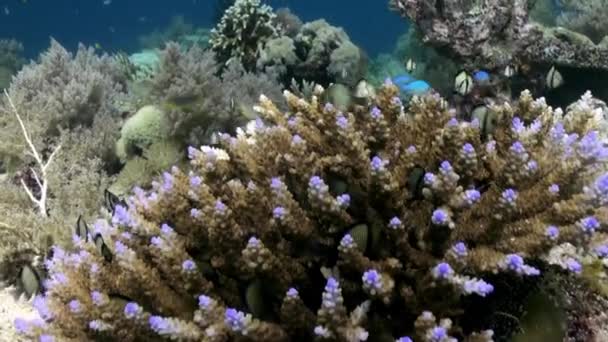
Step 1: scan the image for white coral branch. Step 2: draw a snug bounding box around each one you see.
[3,89,61,217]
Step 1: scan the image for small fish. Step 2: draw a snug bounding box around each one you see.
[503,64,516,78]
[473,70,490,83]
[341,68,348,79]
[546,65,564,89]
[103,0,112,5]
[472,105,497,138]
[108,26,116,33]
[75,215,90,242]
[454,70,473,96]
[405,58,417,73]
[353,79,375,100]
[94,43,102,50]
[18,264,42,298]
[94,233,113,262]
[4,6,9,15]
[104,189,126,215]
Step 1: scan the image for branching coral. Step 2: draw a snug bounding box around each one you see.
[210,0,283,70]
[15,82,608,341]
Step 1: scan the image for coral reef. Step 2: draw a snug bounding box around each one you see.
[556,0,608,44]
[0,39,25,89]
[0,38,126,169]
[212,0,366,87]
[0,40,124,303]
[109,42,283,194]
[16,80,608,340]
[138,16,210,50]
[368,28,459,96]
[143,42,283,149]
[210,0,282,70]
[389,0,608,71]
[290,19,367,87]
[115,105,172,161]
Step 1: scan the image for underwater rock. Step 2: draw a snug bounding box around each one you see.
[390,0,608,71]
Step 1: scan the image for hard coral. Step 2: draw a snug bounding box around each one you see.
[293,19,367,87]
[19,83,608,341]
[210,0,282,71]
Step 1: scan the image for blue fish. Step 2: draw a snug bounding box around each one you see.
[473,70,490,83]
[392,74,416,88]
[402,80,431,96]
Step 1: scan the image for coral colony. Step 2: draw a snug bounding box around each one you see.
[1,0,608,341]
[11,77,608,341]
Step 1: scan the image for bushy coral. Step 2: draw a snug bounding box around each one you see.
[16,82,608,341]
[0,38,126,168]
[210,0,282,70]
[0,39,123,304]
[0,38,25,89]
[144,42,283,148]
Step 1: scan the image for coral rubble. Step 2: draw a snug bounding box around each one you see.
[15,79,608,340]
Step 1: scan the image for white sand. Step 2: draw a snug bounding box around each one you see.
[0,286,39,341]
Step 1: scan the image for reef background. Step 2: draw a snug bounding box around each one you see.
[0,0,405,58]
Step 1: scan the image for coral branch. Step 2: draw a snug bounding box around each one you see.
[3,89,61,217]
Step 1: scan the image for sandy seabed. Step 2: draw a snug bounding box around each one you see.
[0,286,39,341]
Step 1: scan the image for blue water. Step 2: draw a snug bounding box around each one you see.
[1,0,405,58]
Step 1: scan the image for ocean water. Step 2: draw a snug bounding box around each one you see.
[1,0,405,58]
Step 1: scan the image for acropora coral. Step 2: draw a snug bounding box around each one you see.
[14,79,608,341]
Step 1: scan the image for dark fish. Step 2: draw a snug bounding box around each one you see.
[94,233,113,263]
[18,264,42,298]
[75,215,89,242]
[407,166,426,200]
[104,189,126,215]
[472,105,497,138]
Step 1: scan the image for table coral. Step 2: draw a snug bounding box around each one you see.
[15,83,608,341]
